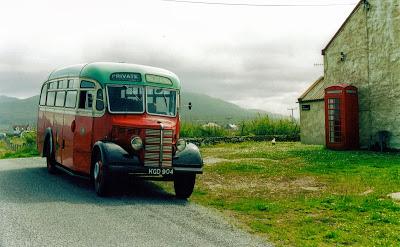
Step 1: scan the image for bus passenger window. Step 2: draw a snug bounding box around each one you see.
[46,91,56,106]
[96,89,104,111]
[62,80,68,89]
[65,91,77,108]
[39,85,47,105]
[57,80,64,89]
[55,91,66,107]
[88,94,93,108]
[79,91,93,110]
[67,79,74,89]
[48,82,57,89]
[80,80,95,88]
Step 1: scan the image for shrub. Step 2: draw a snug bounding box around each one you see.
[22,131,36,145]
[181,116,300,138]
[180,122,230,138]
[239,116,299,136]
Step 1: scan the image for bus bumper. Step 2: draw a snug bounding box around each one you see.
[106,163,203,175]
[95,141,203,178]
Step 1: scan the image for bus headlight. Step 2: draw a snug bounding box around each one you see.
[131,137,143,151]
[176,139,186,152]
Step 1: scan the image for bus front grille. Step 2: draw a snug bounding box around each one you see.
[144,129,173,167]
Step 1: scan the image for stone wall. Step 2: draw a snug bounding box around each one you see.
[367,0,400,148]
[184,134,300,147]
[299,100,326,145]
[323,0,400,149]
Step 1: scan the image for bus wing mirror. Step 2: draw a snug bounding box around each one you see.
[188,102,192,110]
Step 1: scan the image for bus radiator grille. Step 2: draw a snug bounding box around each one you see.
[144,129,173,167]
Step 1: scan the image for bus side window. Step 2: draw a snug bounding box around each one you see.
[55,91,66,107]
[39,85,47,105]
[96,89,104,111]
[88,94,93,108]
[65,91,77,108]
[46,91,56,106]
[78,91,94,110]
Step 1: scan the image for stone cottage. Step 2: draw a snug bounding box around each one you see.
[299,0,400,149]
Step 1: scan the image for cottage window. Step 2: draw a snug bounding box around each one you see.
[301,105,311,111]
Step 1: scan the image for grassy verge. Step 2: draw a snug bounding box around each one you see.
[1,145,39,159]
[0,132,39,159]
[163,142,400,246]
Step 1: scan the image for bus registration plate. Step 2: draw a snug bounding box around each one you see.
[148,168,174,175]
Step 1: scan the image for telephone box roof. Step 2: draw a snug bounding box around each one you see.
[326,84,357,90]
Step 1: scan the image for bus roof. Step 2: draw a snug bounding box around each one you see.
[47,62,181,89]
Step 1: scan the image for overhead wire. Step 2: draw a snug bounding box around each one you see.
[159,0,358,7]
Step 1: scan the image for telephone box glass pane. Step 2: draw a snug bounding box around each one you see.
[328,98,341,143]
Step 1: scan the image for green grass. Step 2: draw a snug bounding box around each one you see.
[178,142,400,246]
[0,132,39,159]
[1,146,39,159]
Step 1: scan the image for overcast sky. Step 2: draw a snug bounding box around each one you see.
[0,0,357,116]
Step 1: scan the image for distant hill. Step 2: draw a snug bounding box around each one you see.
[0,95,20,103]
[180,92,281,124]
[0,95,39,130]
[0,92,280,130]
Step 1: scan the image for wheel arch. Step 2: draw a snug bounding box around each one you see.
[173,143,203,167]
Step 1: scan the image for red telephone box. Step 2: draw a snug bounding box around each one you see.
[325,84,359,150]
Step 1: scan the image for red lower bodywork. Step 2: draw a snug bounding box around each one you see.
[37,109,180,175]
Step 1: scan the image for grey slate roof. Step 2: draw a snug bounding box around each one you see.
[298,76,325,102]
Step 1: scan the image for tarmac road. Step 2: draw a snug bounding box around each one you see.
[0,158,271,247]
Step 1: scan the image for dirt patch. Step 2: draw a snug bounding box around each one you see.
[360,189,374,195]
[201,174,324,195]
[203,157,279,165]
[388,192,400,201]
[203,157,229,165]
[266,177,324,193]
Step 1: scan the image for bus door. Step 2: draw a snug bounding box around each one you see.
[62,88,78,170]
[37,84,48,152]
[44,87,56,160]
[73,81,96,174]
[54,90,66,164]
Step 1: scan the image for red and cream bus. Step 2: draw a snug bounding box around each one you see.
[37,62,203,198]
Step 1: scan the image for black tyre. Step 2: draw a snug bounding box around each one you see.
[45,140,57,174]
[174,174,196,199]
[92,152,110,197]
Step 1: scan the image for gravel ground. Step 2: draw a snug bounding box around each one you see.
[0,158,272,247]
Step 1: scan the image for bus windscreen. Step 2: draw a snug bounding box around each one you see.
[146,88,177,117]
[107,85,144,113]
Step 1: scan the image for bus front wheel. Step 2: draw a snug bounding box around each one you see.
[174,174,196,199]
[93,152,110,197]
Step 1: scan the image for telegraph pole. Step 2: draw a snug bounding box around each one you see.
[288,107,297,121]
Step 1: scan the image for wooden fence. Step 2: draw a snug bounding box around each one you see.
[3,138,35,152]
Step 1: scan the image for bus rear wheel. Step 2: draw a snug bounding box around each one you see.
[174,174,196,199]
[93,152,110,197]
[45,141,57,174]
